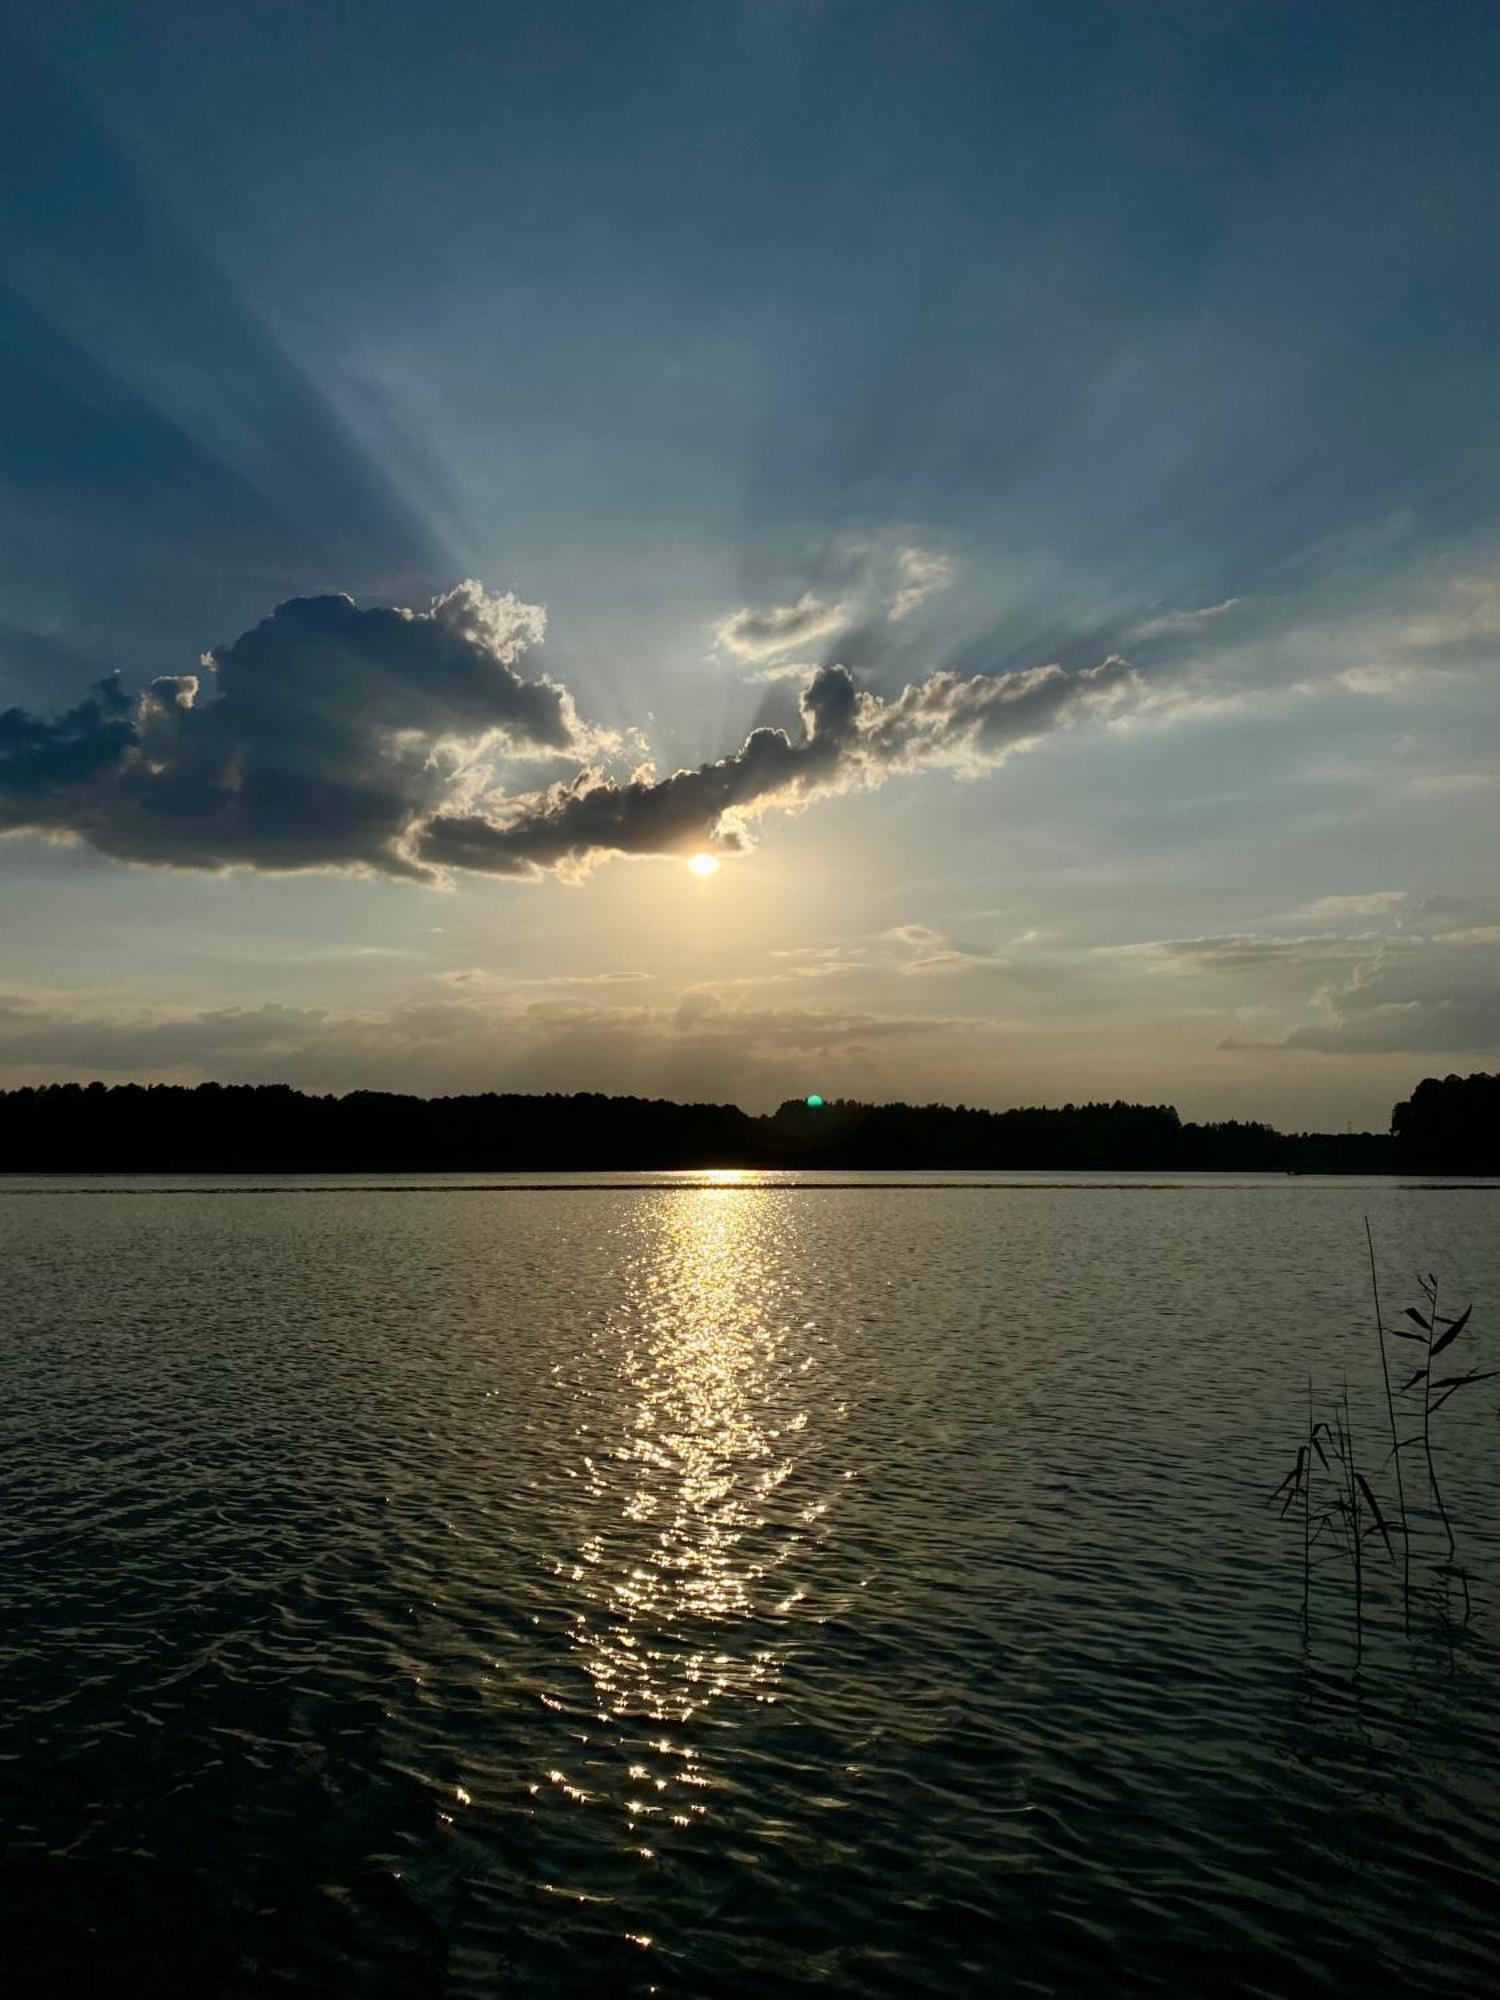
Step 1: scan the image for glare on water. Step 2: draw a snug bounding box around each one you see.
[556,1191,814,1838]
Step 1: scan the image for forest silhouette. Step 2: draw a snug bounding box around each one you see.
[0,1072,1492,1174]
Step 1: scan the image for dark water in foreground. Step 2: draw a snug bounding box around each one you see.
[2,1173,1498,1997]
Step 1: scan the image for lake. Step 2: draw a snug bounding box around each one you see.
[2,1173,1497,1996]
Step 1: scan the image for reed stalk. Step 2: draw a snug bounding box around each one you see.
[1338,1392,1363,1662]
[1365,1219,1410,1619]
[1302,1375,1313,1633]
[1418,1275,1456,1563]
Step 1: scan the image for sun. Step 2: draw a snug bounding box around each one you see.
[687,852,720,877]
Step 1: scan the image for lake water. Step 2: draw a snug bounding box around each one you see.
[2,1173,1498,1997]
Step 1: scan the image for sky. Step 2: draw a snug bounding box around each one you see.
[0,0,1495,1126]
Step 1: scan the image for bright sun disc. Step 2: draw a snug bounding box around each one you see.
[687,852,720,876]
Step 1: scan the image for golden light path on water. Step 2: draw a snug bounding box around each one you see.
[540,1184,840,1863]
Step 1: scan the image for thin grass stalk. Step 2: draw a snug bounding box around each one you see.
[1347,1393,1363,1663]
[1303,1375,1313,1634]
[1365,1218,1410,1619]
[1421,1276,1458,1562]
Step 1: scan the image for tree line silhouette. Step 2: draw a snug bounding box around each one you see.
[0,1072,1491,1173]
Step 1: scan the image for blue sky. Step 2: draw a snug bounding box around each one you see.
[1,0,1495,1122]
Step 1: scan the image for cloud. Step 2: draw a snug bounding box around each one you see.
[1214,896,1500,1055]
[754,921,1018,988]
[1334,663,1432,698]
[1112,931,1391,974]
[1132,597,1241,640]
[418,653,1138,880]
[671,986,957,1049]
[713,591,850,661]
[898,947,1008,976]
[1395,568,1500,652]
[743,657,820,684]
[1131,560,1497,725]
[439,967,654,989]
[1281,934,1500,1054]
[888,546,956,621]
[1111,895,1499,978]
[1405,770,1498,796]
[0,582,587,881]
[0,980,983,1105]
[2,578,1139,885]
[717,541,956,666]
[1284,890,1408,921]
[0,995,334,1070]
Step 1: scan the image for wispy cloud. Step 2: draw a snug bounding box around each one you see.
[1283,890,1408,922]
[1105,931,1388,974]
[1106,895,1499,981]
[888,546,956,621]
[1405,769,1498,796]
[1131,597,1241,640]
[1208,894,1500,1056]
[742,658,820,684]
[0,979,990,1103]
[717,539,956,667]
[1334,662,1462,699]
[713,591,849,661]
[439,967,654,990]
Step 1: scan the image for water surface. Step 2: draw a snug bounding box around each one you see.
[3,1174,1497,1995]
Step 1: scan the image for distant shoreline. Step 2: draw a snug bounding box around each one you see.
[2,1168,1500,1184]
[1,1073,1492,1176]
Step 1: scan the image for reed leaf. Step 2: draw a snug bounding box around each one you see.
[1355,1475,1394,1560]
[1429,1369,1499,1413]
[1429,1306,1473,1358]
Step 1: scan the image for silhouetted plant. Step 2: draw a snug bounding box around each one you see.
[1270,1384,1391,1657]
[1279,1242,1492,1652]
[1331,1384,1396,1661]
[1271,1392,1318,1633]
[1386,1270,1494,1618]
[1366,1217,1411,1616]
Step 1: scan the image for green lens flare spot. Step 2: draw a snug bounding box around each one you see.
[805,1094,824,1108]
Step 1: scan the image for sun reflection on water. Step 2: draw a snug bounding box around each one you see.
[544,1187,823,1845]
[591,1192,788,1704]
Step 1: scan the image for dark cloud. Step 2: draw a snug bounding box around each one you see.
[2,576,1136,883]
[421,654,1135,880]
[0,584,582,879]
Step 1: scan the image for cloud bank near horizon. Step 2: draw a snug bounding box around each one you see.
[1,580,1136,885]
